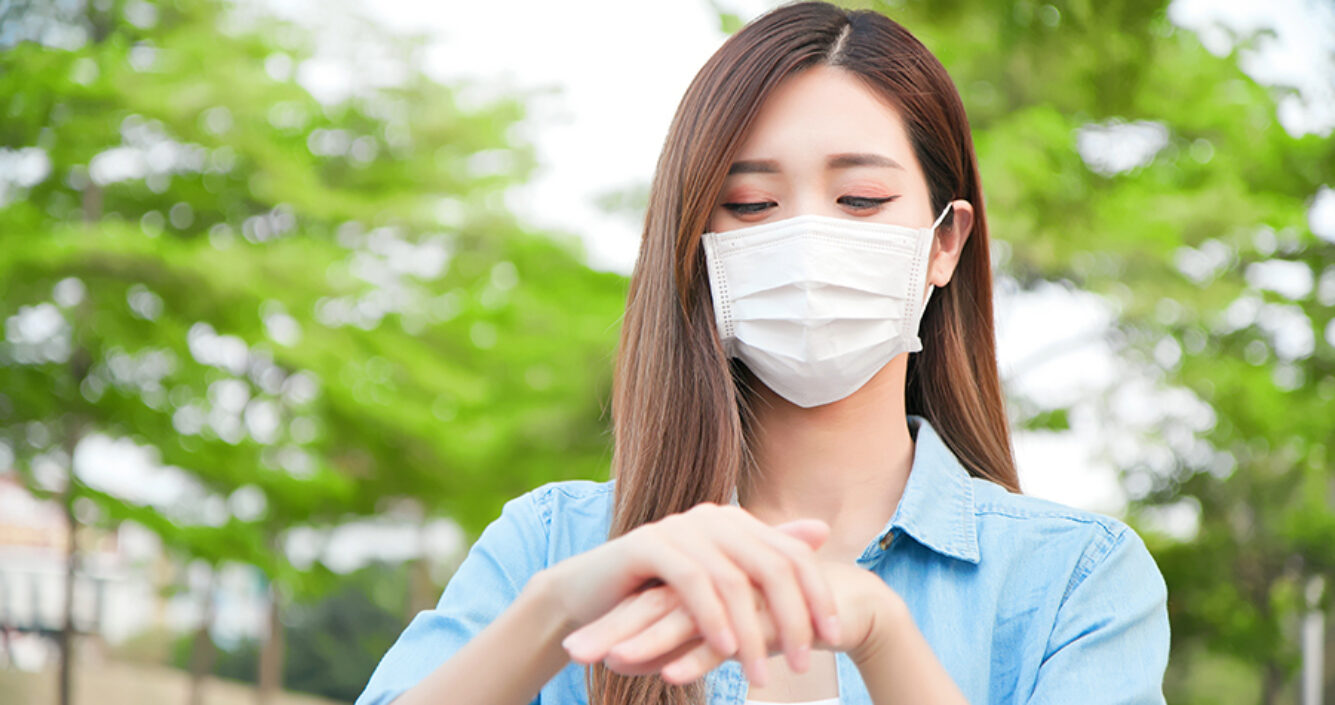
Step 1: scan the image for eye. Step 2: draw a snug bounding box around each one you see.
[721,201,775,215]
[839,195,897,211]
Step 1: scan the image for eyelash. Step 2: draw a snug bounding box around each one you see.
[721,196,897,214]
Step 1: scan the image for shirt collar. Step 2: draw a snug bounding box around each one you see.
[727,413,980,565]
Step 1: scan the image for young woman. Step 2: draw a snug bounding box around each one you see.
[356,2,1170,704]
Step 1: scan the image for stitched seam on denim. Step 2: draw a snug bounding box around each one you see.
[972,505,1123,537]
[531,483,557,533]
[1061,525,1126,605]
[548,480,614,501]
[953,463,976,558]
[1031,527,1128,673]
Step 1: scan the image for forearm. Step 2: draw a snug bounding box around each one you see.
[395,569,576,705]
[850,592,970,705]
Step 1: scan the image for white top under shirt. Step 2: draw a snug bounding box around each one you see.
[747,694,838,699]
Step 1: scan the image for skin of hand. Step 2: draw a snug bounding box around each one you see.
[537,502,842,687]
[561,545,895,686]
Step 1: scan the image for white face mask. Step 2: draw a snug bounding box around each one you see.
[701,203,952,408]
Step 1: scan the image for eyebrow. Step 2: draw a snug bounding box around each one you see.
[726,152,905,175]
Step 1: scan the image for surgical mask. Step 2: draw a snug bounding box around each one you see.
[701,203,952,408]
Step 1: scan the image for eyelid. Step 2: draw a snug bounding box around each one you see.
[841,195,896,204]
[720,194,898,214]
[721,201,776,214]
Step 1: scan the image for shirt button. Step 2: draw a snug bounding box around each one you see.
[879,532,895,550]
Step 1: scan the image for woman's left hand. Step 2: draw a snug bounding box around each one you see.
[561,557,897,685]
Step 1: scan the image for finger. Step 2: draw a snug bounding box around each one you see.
[604,607,696,669]
[563,585,679,663]
[713,523,817,673]
[629,525,739,659]
[603,634,707,678]
[663,524,769,686]
[727,511,840,647]
[768,521,843,646]
[659,636,732,686]
[663,599,779,686]
[772,518,830,549]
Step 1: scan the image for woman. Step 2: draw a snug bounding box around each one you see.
[356,2,1170,704]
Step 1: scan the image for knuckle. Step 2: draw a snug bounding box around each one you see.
[684,566,712,590]
[634,522,663,543]
[754,554,791,583]
[714,568,749,593]
[643,586,674,610]
[785,539,816,561]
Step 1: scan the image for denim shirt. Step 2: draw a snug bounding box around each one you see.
[356,415,1170,705]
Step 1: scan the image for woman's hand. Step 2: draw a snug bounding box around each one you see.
[560,559,893,686]
[537,502,842,686]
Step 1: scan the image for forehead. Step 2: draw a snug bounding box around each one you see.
[731,64,915,168]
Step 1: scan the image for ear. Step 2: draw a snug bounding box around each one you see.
[926,199,974,289]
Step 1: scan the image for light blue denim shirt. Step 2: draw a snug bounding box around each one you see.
[356,414,1170,704]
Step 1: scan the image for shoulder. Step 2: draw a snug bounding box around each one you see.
[968,478,1161,600]
[524,478,615,514]
[970,477,1129,541]
[519,479,616,561]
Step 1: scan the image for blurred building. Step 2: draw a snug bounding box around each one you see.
[0,475,267,671]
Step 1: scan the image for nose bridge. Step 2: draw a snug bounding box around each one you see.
[786,163,834,218]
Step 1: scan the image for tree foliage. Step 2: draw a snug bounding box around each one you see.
[0,1,627,694]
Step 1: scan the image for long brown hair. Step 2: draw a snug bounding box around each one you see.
[589,2,1019,703]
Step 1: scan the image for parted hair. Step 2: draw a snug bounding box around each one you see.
[588,3,1019,703]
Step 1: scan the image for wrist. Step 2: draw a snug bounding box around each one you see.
[523,568,582,638]
[849,582,910,667]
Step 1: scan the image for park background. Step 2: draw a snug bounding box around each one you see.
[1,0,1333,703]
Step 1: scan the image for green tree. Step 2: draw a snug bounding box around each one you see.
[0,1,626,702]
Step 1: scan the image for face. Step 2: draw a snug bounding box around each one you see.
[706,64,973,292]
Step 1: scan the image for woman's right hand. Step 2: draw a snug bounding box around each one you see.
[535,501,841,686]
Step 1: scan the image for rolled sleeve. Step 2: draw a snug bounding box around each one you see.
[1025,526,1171,705]
[355,487,552,705]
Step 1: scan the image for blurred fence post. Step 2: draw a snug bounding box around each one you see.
[1302,575,1325,705]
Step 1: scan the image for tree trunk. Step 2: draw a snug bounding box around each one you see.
[81,183,102,223]
[256,585,284,705]
[409,555,436,617]
[187,571,216,705]
[57,479,78,705]
[1261,661,1284,705]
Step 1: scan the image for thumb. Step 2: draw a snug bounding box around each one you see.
[773,518,830,550]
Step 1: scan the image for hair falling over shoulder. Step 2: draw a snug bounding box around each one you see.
[586,3,1019,703]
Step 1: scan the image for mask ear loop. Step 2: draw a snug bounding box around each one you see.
[930,201,954,232]
[918,201,955,323]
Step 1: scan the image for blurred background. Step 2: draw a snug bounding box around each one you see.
[0,0,1332,703]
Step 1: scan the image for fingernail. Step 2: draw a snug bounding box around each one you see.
[718,628,737,654]
[663,662,687,682]
[824,616,841,643]
[562,634,585,654]
[750,657,768,686]
[791,644,810,672]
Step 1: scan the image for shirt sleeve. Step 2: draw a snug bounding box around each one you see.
[355,487,552,705]
[1025,525,1171,705]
